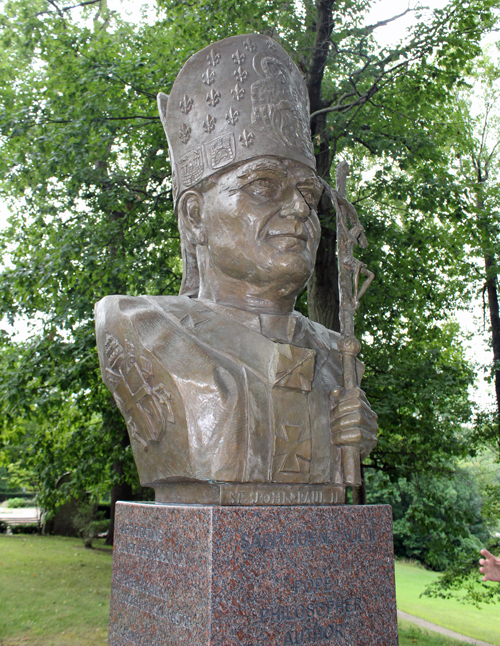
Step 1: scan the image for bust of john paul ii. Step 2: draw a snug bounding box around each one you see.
[95,34,378,505]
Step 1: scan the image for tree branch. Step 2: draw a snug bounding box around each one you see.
[35,0,101,18]
[62,0,101,10]
[310,55,418,120]
[362,8,414,36]
[306,0,336,114]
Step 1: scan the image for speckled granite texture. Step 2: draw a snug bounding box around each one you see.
[109,503,398,646]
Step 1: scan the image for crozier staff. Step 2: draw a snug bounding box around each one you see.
[320,163,376,487]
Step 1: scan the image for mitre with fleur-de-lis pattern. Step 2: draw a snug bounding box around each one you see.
[157,33,315,205]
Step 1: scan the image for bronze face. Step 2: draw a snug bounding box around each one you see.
[179,157,322,313]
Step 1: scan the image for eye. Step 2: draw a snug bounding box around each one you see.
[298,187,321,210]
[244,178,280,199]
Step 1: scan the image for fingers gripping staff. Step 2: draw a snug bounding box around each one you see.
[320,163,377,487]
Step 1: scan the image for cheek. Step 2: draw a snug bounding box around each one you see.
[206,195,263,248]
[308,211,321,252]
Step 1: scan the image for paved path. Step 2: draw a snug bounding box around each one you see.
[0,507,40,525]
[398,610,497,646]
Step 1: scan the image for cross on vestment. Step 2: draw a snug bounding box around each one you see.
[275,425,312,473]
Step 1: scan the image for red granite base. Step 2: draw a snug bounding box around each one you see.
[108,502,398,646]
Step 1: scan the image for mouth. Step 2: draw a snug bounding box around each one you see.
[266,232,308,251]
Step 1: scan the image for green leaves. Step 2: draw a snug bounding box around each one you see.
[0,1,498,551]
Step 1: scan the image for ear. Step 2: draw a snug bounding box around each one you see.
[177,190,207,246]
[157,92,169,135]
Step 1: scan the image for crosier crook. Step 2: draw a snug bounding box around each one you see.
[320,162,374,487]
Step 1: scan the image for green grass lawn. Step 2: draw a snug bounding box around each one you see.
[1,534,498,645]
[398,618,486,646]
[395,560,500,646]
[0,534,112,645]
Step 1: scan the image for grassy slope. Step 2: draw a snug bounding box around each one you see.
[1,534,498,646]
[395,561,500,646]
[398,618,487,646]
[0,535,112,645]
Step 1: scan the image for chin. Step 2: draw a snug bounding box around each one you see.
[266,254,313,292]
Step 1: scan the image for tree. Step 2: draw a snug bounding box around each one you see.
[366,467,490,571]
[0,0,498,541]
[447,59,500,451]
[0,0,183,539]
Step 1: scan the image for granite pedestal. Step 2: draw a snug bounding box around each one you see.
[109,502,398,646]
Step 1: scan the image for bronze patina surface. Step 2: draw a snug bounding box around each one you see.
[95,33,378,504]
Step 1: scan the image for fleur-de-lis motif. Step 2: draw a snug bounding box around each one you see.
[239,129,254,147]
[225,107,240,126]
[202,68,216,86]
[267,39,278,51]
[206,49,221,66]
[232,49,245,65]
[179,124,191,144]
[179,94,193,114]
[203,114,216,133]
[243,37,256,52]
[231,83,245,101]
[206,88,221,107]
[234,66,248,83]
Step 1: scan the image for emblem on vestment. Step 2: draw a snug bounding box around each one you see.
[104,334,175,451]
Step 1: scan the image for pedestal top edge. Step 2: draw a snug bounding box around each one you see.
[116,501,393,512]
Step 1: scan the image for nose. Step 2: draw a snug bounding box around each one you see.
[279,184,310,221]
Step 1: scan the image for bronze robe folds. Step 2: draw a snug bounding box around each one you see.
[95,295,354,488]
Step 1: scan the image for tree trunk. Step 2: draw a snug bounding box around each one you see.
[305,1,341,330]
[352,466,366,505]
[485,254,500,451]
[105,423,133,546]
[307,225,340,331]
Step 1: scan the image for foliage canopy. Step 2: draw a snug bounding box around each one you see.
[0,0,499,553]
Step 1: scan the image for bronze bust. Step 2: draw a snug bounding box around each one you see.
[95,34,377,505]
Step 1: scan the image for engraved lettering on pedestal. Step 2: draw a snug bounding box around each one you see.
[240,529,329,551]
[120,541,186,567]
[222,485,346,506]
[258,577,363,646]
[282,624,345,646]
[239,524,377,550]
